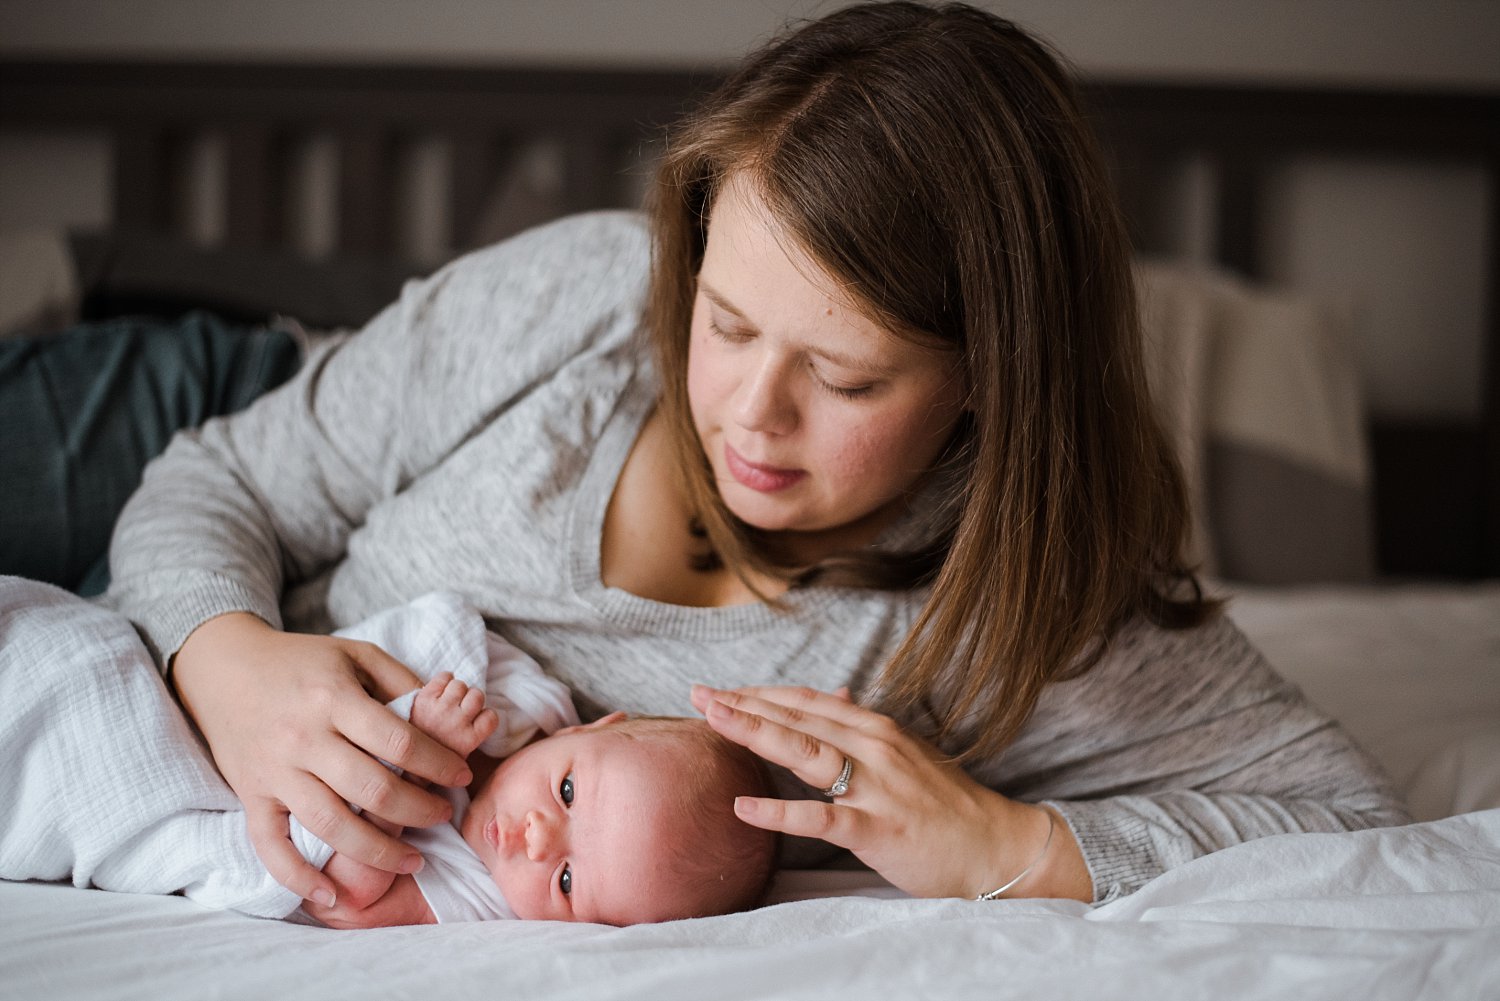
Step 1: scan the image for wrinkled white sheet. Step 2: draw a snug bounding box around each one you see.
[2,811,1496,1000]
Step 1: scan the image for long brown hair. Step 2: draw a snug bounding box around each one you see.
[647,1,1217,762]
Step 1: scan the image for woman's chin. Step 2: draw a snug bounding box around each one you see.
[723,495,806,534]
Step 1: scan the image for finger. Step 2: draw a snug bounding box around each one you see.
[285,772,425,875]
[475,708,499,741]
[347,641,425,703]
[314,728,457,827]
[732,796,869,850]
[337,695,472,788]
[703,687,861,749]
[703,696,851,791]
[461,687,486,714]
[424,672,454,696]
[694,684,871,730]
[244,799,339,907]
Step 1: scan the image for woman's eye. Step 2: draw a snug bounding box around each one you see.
[559,865,572,896]
[707,320,752,344]
[559,775,574,806]
[819,379,875,401]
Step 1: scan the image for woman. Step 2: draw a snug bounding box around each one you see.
[105,1,1404,910]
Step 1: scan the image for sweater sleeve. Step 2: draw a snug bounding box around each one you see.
[104,211,651,669]
[986,614,1410,904]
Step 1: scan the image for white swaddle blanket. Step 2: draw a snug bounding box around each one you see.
[0,577,576,918]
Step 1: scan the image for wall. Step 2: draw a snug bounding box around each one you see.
[2,0,1497,87]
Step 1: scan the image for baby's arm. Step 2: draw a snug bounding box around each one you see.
[309,674,498,925]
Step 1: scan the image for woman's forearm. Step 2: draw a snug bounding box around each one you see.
[1046,789,1408,904]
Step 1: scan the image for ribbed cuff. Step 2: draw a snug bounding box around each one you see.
[1043,798,1161,905]
[126,571,284,674]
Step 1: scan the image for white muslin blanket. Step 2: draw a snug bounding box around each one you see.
[0,577,575,918]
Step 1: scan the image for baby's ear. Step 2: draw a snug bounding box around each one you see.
[555,710,628,737]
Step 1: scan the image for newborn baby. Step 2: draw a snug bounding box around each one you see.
[311,672,776,926]
[0,580,774,926]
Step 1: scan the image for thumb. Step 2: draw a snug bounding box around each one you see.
[344,641,422,702]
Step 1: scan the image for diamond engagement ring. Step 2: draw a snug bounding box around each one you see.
[823,756,853,798]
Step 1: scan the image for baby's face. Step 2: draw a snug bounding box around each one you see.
[460,719,701,924]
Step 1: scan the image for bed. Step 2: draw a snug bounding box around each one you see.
[1,60,1498,1000]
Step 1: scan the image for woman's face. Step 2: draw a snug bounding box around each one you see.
[686,174,966,544]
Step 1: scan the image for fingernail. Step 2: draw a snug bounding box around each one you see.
[315,889,336,908]
[454,768,473,786]
[734,797,758,818]
[707,700,734,720]
[399,854,424,874]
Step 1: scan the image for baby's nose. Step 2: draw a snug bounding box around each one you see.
[524,810,561,862]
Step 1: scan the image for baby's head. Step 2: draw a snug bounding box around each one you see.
[460,712,775,925]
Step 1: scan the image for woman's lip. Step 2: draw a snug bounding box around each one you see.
[485,818,500,851]
[725,444,806,493]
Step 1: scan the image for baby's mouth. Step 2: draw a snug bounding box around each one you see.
[487,816,525,855]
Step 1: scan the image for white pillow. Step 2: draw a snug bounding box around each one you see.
[1137,259,1375,584]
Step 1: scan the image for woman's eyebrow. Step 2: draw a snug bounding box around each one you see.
[698,280,749,322]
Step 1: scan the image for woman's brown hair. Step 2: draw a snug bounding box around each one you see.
[647,1,1217,762]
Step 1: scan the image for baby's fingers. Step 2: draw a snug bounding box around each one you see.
[338,695,471,789]
[476,707,500,741]
[422,672,455,697]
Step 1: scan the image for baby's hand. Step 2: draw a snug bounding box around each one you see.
[410,673,499,757]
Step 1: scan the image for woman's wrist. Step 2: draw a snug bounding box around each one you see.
[971,799,1091,902]
[170,611,272,718]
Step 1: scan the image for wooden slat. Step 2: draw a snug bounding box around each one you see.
[448,135,512,252]
[1214,155,1263,280]
[112,127,175,235]
[225,125,284,248]
[560,133,617,217]
[337,130,398,255]
[1371,421,1487,578]
[1485,156,1500,576]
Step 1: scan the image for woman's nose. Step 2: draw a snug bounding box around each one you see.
[523,810,561,862]
[732,354,797,435]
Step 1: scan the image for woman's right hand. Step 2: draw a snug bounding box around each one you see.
[171,612,473,907]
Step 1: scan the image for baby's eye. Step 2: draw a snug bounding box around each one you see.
[559,775,574,806]
[559,865,572,896]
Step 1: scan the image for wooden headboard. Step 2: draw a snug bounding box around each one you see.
[1,61,1496,579]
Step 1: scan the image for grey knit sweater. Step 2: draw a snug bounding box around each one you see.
[105,211,1408,903]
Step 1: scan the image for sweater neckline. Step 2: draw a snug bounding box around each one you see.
[566,369,841,641]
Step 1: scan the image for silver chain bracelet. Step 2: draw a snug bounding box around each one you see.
[975,809,1056,901]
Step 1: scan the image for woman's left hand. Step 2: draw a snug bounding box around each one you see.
[690,684,1088,901]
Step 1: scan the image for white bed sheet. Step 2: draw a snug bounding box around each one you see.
[3,581,1498,1000]
[3,811,1497,1001]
